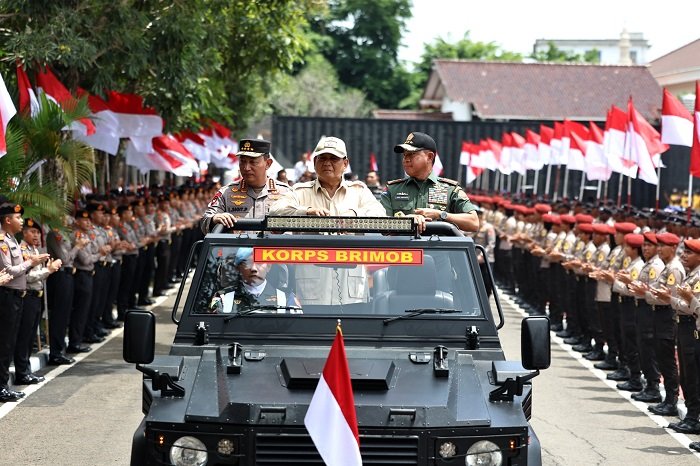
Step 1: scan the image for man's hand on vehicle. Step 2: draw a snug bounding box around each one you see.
[213,213,237,228]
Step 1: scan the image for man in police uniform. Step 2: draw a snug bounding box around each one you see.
[0,203,49,402]
[381,132,478,233]
[15,219,61,385]
[201,139,290,233]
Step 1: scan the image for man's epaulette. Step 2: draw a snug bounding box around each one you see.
[386,178,405,186]
[293,181,315,189]
[438,177,460,186]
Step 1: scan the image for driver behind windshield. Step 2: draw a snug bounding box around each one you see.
[209,247,299,313]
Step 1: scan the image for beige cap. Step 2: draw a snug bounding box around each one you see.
[312,136,347,159]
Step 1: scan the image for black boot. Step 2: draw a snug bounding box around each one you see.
[616,377,643,392]
[572,342,593,353]
[648,396,678,416]
[607,366,630,381]
[594,356,618,370]
[584,349,606,361]
[631,382,662,403]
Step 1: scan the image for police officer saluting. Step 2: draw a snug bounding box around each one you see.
[201,139,290,232]
[0,202,50,402]
[382,132,479,233]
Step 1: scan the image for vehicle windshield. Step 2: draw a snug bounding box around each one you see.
[191,245,482,317]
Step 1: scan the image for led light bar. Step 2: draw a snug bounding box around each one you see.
[265,216,414,233]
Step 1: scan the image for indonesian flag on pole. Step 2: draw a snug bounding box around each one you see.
[16,64,39,117]
[509,132,526,175]
[369,152,378,172]
[624,97,668,185]
[432,153,444,176]
[480,138,501,171]
[459,141,472,166]
[550,122,565,165]
[524,129,542,170]
[565,120,589,171]
[538,125,553,165]
[35,68,96,135]
[305,324,362,466]
[585,122,611,181]
[471,141,488,169]
[499,133,514,175]
[0,73,17,158]
[73,89,121,155]
[106,90,163,139]
[661,88,694,147]
[175,130,211,163]
[603,105,636,177]
[153,134,199,175]
[690,81,700,177]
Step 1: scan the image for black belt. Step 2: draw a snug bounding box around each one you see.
[75,269,95,276]
[619,295,636,305]
[651,304,672,311]
[679,315,695,323]
[59,266,76,274]
[26,289,44,298]
[0,287,27,298]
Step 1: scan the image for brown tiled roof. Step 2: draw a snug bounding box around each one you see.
[372,109,453,121]
[426,60,662,121]
[649,39,700,76]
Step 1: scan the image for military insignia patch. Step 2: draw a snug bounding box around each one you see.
[232,195,247,199]
[1,244,8,254]
[667,274,676,286]
[631,269,639,280]
[598,252,605,262]
[575,242,584,252]
[693,281,700,293]
[233,201,245,206]
[585,251,592,260]
[649,269,657,280]
[540,230,547,238]
[623,257,631,268]
[208,191,222,207]
[428,185,448,206]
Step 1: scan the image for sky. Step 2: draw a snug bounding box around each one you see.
[399,0,698,65]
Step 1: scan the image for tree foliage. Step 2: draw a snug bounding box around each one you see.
[1,0,320,131]
[269,55,375,118]
[401,33,523,108]
[531,42,600,64]
[311,0,413,109]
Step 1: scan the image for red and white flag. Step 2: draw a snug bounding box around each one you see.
[16,64,39,117]
[153,134,199,175]
[499,133,514,175]
[106,90,163,140]
[538,125,553,165]
[584,122,611,181]
[480,138,501,171]
[624,97,668,185]
[0,73,17,158]
[73,89,121,155]
[524,129,542,170]
[175,130,211,163]
[304,325,362,466]
[432,153,444,176]
[510,131,527,175]
[565,120,589,172]
[369,152,378,172]
[603,105,636,177]
[35,68,96,135]
[690,81,700,177]
[661,88,694,147]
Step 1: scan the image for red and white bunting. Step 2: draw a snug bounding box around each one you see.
[304,325,362,466]
[661,88,694,147]
[0,73,17,158]
[106,90,163,139]
[35,67,96,135]
[73,89,121,155]
[175,130,211,163]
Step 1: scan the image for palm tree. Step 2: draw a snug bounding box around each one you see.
[0,94,95,228]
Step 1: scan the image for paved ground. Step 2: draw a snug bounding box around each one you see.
[0,284,699,465]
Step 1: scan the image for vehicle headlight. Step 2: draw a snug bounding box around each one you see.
[438,441,457,458]
[465,440,502,466]
[169,436,208,466]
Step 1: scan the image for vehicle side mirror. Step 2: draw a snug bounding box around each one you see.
[521,316,551,370]
[123,310,156,364]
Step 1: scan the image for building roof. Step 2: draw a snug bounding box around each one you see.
[649,39,700,77]
[422,60,662,121]
[372,109,453,121]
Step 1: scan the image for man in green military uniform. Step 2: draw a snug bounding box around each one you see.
[381,131,479,233]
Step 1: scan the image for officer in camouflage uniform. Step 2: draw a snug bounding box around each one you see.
[201,139,290,233]
[381,132,479,234]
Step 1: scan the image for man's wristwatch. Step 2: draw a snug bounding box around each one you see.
[439,211,448,221]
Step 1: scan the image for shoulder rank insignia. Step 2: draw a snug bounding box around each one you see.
[437,177,460,186]
[386,178,405,185]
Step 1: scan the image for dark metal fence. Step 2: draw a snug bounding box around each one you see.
[272,115,691,208]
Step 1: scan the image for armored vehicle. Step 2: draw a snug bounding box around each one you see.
[123,216,551,466]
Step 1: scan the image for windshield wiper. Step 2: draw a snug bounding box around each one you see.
[383,308,460,325]
[223,305,302,322]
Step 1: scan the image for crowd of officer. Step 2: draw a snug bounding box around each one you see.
[0,185,212,402]
[468,194,700,452]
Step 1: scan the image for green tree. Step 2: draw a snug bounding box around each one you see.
[401,33,523,108]
[312,0,413,109]
[1,0,320,131]
[531,42,600,64]
[0,95,94,227]
[269,55,375,118]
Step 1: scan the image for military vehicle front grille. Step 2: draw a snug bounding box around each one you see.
[255,433,419,465]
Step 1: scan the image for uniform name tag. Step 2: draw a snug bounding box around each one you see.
[395,192,410,201]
